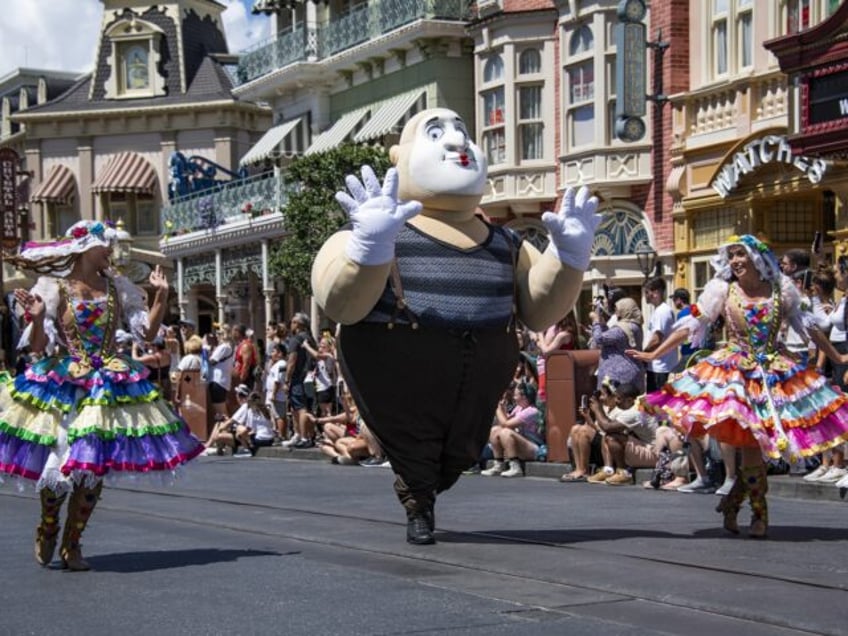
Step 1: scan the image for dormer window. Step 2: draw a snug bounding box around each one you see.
[103,16,166,99]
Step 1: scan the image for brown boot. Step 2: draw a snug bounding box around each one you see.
[60,482,103,571]
[715,472,745,535]
[745,464,768,539]
[35,488,67,566]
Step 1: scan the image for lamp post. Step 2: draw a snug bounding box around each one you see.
[635,243,657,280]
[114,219,133,270]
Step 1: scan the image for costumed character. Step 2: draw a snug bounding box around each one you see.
[312,108,600,544]
[0,220,204,570]
[628,234,848,538]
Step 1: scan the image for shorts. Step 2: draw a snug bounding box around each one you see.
[289,383,307,411]
[268,399,287,421]
[209,382,228,404]
[316,386,336,405]
[624,436,659,469]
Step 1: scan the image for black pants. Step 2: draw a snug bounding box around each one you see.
[339,323,518,511]
[646,371,669,393]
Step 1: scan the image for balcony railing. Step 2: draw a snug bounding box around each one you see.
[161,172,282,237]
[235,0,472,85]
[236,23,311,84]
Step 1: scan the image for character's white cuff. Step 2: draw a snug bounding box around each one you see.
[345,233,395,266]
[545,241,590,272]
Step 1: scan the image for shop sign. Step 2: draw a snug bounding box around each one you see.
[808,69,848,126]
[0,148,19,248]
[711,134,828,198]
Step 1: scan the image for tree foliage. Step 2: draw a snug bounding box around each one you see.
[269,144,391,295]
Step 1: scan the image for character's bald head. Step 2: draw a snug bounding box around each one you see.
[389,108,487,213]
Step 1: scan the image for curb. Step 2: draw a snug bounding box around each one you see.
[254,447,848,504]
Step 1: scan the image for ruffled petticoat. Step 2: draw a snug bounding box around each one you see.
[0,355,204,493]
[642,344,848,460]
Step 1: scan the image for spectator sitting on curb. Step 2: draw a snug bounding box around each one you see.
[585,382,658,486]
[204,384,251,455]
[481,381,545,478]
[560,384,617,482]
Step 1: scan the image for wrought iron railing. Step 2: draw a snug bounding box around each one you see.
[236,23,310,84]
[235,0,472,84]
[161,172,283,236]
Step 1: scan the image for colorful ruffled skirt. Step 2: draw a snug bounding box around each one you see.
[642,344,848,460]
[0,354,204,492]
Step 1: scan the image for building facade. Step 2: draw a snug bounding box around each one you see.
[668,0,844,299]
[12,0,271,334]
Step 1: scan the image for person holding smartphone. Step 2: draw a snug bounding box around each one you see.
[559,386,615,482]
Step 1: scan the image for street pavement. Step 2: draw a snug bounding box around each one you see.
[1,455,846,636]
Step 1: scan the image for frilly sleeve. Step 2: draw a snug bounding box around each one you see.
[112,274,150,341]
[780,275,822,342]
[17,276,61,354]
[673,278,728,348]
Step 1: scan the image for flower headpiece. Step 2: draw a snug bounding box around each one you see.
[13,220,118,273]
[711,234,781,283]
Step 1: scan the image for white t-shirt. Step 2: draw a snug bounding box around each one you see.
[232,403,275,441]
[265,359,287,402]
[645,302,679,373]
[829,298,847,344]
[177,353,202,372]
[314,357,336,392]
[209,343,235,389]
[609,404,657,444]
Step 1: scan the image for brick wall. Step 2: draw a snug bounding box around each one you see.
[644,0,689,253]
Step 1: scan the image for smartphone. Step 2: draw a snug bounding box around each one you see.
[580,394,588,409]
[802,269,813,290]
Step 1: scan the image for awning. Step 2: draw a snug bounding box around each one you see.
[305,107,370,155]
[91,152,157,194]
[30,164,76,204]
[239,118,302,166]
[353,89,426,143]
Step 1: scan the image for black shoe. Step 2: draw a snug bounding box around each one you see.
[293,438,315,449]
[406,513,436,545]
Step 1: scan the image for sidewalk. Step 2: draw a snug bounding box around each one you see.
[256,446,848,504]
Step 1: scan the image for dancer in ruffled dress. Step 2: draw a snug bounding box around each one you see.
[0,220,204,570]
[628,235,848,538]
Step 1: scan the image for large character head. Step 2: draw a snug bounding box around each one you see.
[390,108,487,214]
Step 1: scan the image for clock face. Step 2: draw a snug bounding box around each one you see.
[622,0,646,22]
[616,115,646,142]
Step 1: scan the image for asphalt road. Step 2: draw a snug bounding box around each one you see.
[1,456,846,636]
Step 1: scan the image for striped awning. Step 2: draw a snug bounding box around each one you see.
[353,90,426,143]
[305,107,370,155]
[91,152,157,194]
[240,118,302,166]
[30,164,76,204]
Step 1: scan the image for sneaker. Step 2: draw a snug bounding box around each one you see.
[802,465,830,482]
[605,470,633,486]
[359,457,387,467]
[677,476,716,493]
[815,466,848,483]
[280,435,301,448]
[462,465,482,475]
[500,460,523,478]
[586,469,612,484]
[203,447,219,456]
[715,476,737,496]
[481,460,507,476]
[233,448,252,457]
[293,438,315,449]
[834,473,848,489]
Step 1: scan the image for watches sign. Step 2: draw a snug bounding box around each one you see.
[808,69,848,126]
[711,134,828,198]
[0,148,19,248]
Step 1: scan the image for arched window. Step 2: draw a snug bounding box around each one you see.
[506,219,550,252]
[569,25,594,56]
[483,54,504,83]
[123,44,150,91]
[519,48,541,74]
[591,207,650,256]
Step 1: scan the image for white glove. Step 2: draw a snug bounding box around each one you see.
[335,165,422,266]
[541,186,601,271]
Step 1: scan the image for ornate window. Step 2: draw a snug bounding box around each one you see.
[103,16,166,99]
[565,24,595,149]
[569,25,593,56]
[591,207,650,256]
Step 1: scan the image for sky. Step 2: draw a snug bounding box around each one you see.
[0,0,271,79]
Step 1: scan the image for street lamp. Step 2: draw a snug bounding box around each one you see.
[635,243,657,280]
[114,218,133,269]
